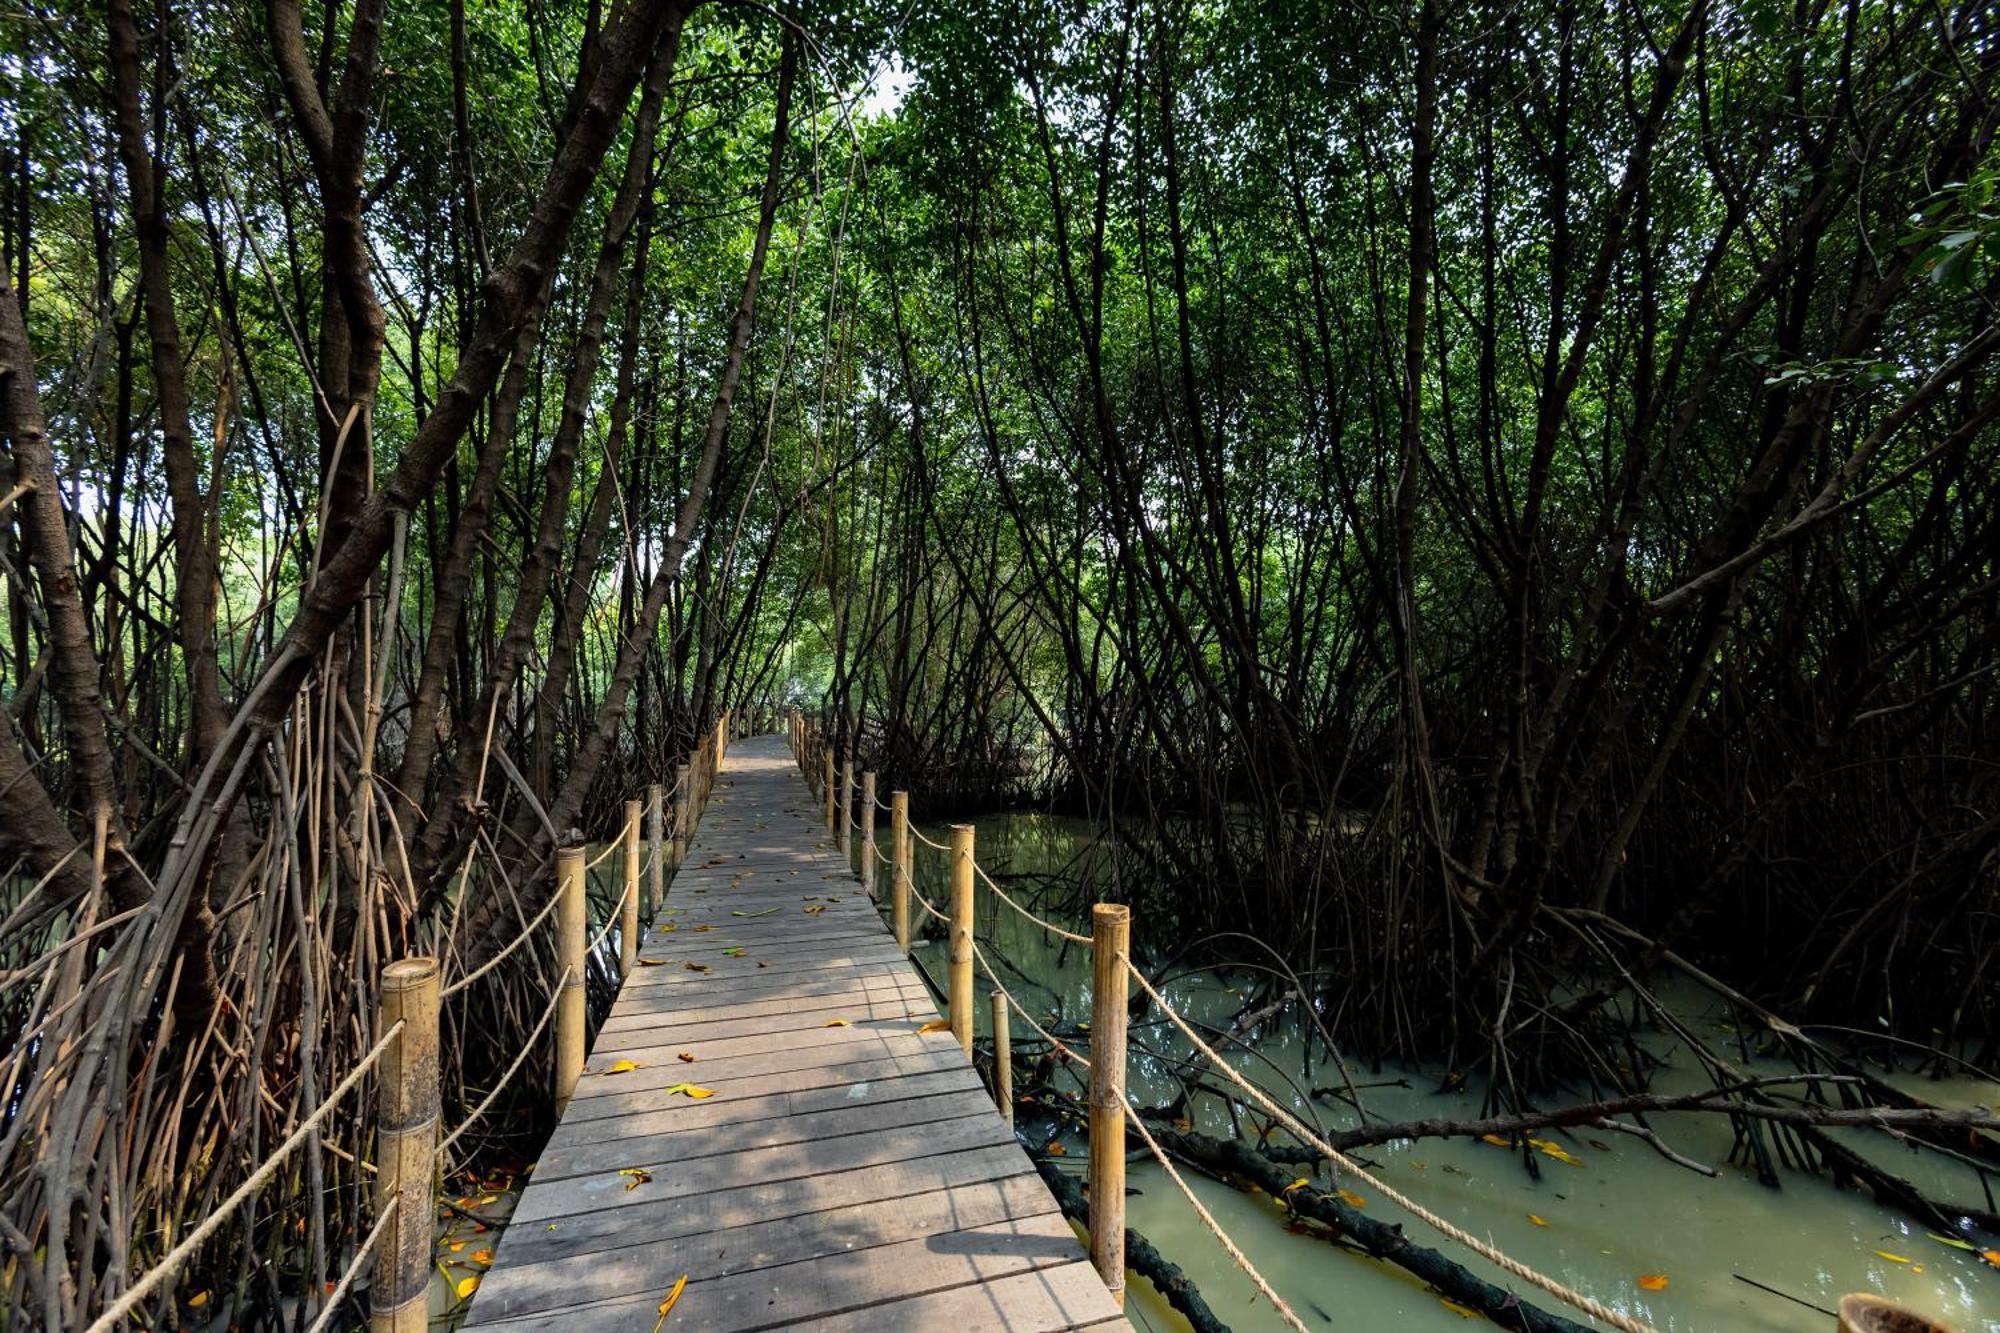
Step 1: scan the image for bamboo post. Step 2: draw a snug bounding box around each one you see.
[554,846,587,1115]
[991,988,1013,1128]
[647,783,665,918]
[1087,902,1130,1305]
[949,824,975,1057]
[672,763,692,868]
[620,798,641,976]
[837,757,854,859]
[860,770,877,895]
[891,790,911,953]
[372,957,438,1333]
[823,747,835,831]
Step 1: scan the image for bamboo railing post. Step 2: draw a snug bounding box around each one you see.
[620,798,641,976]
[823,747,835,831]
[890,790,911,953]
[672,763,692,868]
[554,846,587,1114]
[991,988,1012,1128]
[860,770,877,895]
[837,757,854,859]
[647,783,665,919]
[1088,902,1131,1306]
[372,957,438,1333]
[948,824,975,1057]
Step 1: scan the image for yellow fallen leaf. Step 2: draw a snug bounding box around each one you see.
[1282,1178,1311,1195]
[1480,1134,1512,1147]
[456,1275,480,1299]
[449,1240,466,1253]
[1874,1250,1912,1265]
[1528,1214,1549,1227]
[602,1059,640,1075]
[653,1273,689,1331]
[1983,1249,2000,1266]
[1927,1232,1976,1251]
[823,1018,851,1027]
[188,1292,210,1309]
[1335,1188,1366,1209]
[1046,1141,1067,1156]
[1439,1298,1479,1318]
[1637,1274,1668,1291]
[472,1249,492,1265]
[918,1019,952,1033]
[619,1167,654,1190]
[1913,1265,1925,1274]
[662,1083,715,1099]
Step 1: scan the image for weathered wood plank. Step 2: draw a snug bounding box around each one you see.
[470,1212,1092,1331]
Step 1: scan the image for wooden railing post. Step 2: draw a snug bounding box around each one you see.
[890,790,911,954]
[949,824,975,1057]
[672,763,692,868]
[621,799,641,976]
[372,957,438,1333]
[554,846,587,1115]
[991,988,1012,1128]
[837,756,854,859]
[860,770,877,895]
[1088,902,1130,1306]
[822,747,835,832]
[647,783,665,919]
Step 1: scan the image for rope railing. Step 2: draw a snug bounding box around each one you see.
[793,713,1657,1333]
[83,1021,407,1333]
[1128,963,1656,1333]
[437,968,569,1163]
[967,935,1311,1331]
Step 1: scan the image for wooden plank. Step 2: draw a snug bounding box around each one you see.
[597,974,928,1033]
[464,734,1125,1331]
[800,1262,1132,1333]
[496,1143,1038,1267]
[470,1212,1097,1332]
[558,1044,967,1125]
[540,1065,984,1158]
[466,1170,1062,1321]
[536,1086,989,1181]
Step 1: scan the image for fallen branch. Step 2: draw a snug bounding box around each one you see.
[1149,1125,1598,1333]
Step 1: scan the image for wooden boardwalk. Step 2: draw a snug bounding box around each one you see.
[464,735,1129,1332]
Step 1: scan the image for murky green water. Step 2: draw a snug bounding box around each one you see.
[897,810,2000,1333]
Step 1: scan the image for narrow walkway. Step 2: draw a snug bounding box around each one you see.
[465,735,1129,1331]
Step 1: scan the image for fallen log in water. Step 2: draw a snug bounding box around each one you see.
[1147,1123,1597,1333]
[1032,1158,1233,1333]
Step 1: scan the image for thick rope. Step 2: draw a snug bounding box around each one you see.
[437,969,567,1161]
[441,888,561,998]
[1124,1102,1312,1333]
[303,1188,400,1333]
[908,822,951,853]
[85,1022,405,1333]
[1127,964,1655,1333]
[971,858,1090,944]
